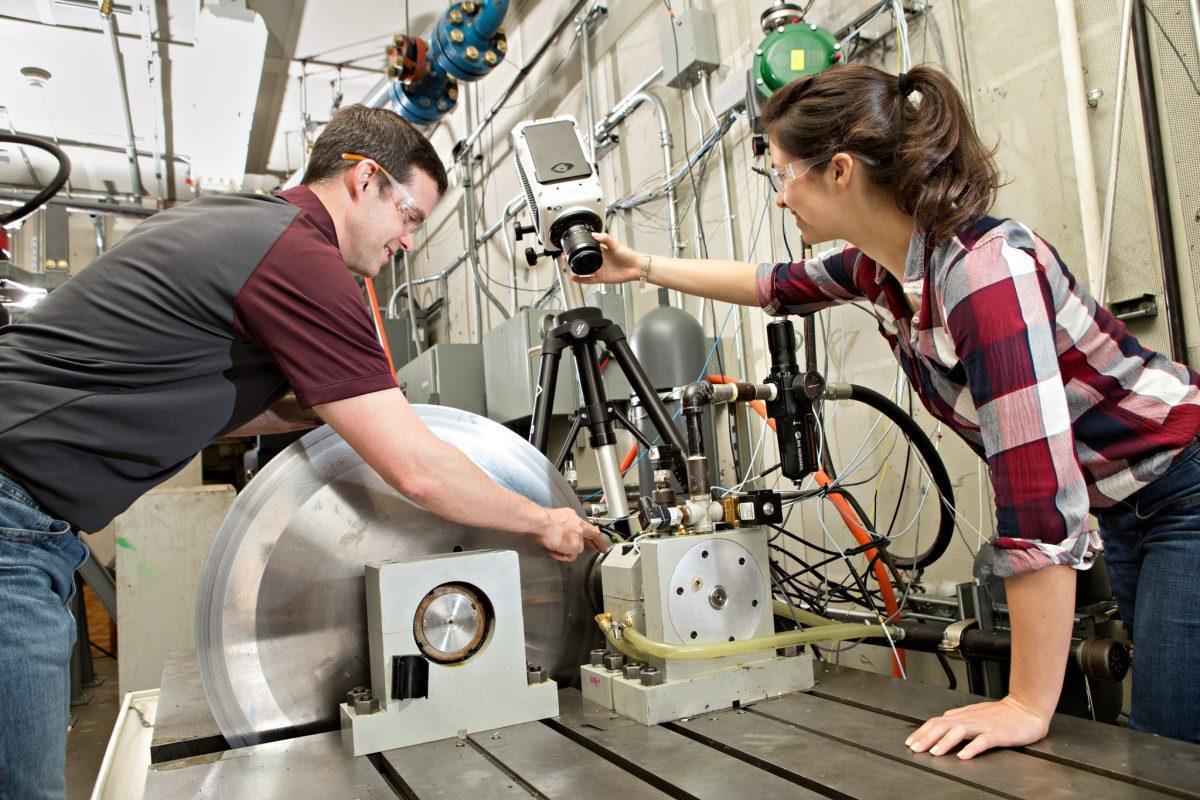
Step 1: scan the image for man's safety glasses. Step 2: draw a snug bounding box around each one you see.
[341,153,426,234]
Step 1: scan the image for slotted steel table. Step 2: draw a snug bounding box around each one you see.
[143,656,1200,799]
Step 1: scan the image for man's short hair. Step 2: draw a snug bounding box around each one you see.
[302,105,448,196]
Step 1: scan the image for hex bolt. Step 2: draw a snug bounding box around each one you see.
[484,50,498,65]
[640,666,664,686]
[623,662,643,680]
[602,653,625,671]
[464,45,479,60]
[462,1,478,13]
[449,28,465,44]
[496,38,508,54]
[589,648,608,666]
[527,664,546,685]
[448,9,464,23]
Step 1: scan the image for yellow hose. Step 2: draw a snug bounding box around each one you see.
[771,600,837,628]
[594,611,894,662]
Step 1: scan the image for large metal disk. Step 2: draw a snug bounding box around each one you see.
[195,405,592,747]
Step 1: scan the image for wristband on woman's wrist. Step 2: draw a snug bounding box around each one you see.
[638,253,652,289]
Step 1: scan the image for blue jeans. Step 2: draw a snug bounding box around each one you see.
[0,472,89,800]
[1096,439,1200,743]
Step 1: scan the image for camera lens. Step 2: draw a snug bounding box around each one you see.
[561,224,603,275]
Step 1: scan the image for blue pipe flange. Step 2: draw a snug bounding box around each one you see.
[432,0,510,81]
[392,62,460,125]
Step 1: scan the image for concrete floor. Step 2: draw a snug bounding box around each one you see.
[66,655,120,800]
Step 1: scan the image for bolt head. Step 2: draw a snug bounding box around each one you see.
[640,666,664,686]
[449,9,464,23]
[450,28,465,43]
[484,50,498,65]
[465,45,480,60]
[462,1,478,13]
[589,648,607,666]
[496,38,508,54]
[602,653,625,671]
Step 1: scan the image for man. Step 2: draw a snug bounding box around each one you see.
[0,105,603,799]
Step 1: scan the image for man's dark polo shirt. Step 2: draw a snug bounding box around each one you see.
[0,186,394,531]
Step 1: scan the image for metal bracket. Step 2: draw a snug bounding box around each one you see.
[939,618,978,655]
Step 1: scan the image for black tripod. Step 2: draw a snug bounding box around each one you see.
[528,305,687,520]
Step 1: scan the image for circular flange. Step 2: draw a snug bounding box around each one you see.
[414,583,489,663]
[195,405,592,746]
[668,538,765,643]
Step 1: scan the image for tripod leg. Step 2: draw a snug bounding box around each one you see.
[603,333,688,457]
[554,411,585,472]
[572,340,629,518]
[529,349,561,453]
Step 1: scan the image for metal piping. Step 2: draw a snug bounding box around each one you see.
[622,92,683,266]
[578,8,597,164]
[701,72,758,477]
[461,161,512,331]
[0,191,154,218]
[1190,0,1200,79]
[100,3,145,203]
[402,252,423,356]
[458,0,590,160]
[1131,0,1187,362]
[1097,0,1135,305]
[1055,0,1104,292]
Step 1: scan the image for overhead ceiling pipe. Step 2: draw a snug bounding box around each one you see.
[100,0,147,203]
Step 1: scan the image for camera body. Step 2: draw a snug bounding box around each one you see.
[511,115,605,275]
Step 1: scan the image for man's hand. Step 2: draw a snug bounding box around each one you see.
[533,507,607,562]
[906,695,1052,759]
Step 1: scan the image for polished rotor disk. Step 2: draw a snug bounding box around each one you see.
[195,405,591,746]
[414,583,488,663]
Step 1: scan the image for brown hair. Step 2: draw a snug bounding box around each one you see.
[302,104,448,197]
[760,64,1000,242]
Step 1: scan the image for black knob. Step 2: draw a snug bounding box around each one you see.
[515,223,536,241]
[525,247,539,266]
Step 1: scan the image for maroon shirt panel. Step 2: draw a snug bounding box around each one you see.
[233,186,396,408]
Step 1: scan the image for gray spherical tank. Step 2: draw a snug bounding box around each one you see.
[630,291,707,390]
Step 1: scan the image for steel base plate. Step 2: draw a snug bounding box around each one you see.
[195,405,591,746]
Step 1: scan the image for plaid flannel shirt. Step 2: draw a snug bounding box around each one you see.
[756,216,1200,580]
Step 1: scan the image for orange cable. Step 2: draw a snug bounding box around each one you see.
[364,277,397,376]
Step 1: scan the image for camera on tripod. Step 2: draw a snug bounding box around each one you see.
[511,115,605,276]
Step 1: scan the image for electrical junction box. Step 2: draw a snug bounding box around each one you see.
[380,313,426,372]
[588,528,813,725]
[659,9,720,90]
[396,343,486,417]
[482,295,630,425]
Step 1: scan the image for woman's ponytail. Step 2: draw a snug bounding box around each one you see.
[761,63,1001,242]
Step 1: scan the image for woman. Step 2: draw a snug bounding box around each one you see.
[577,64,1200,756]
